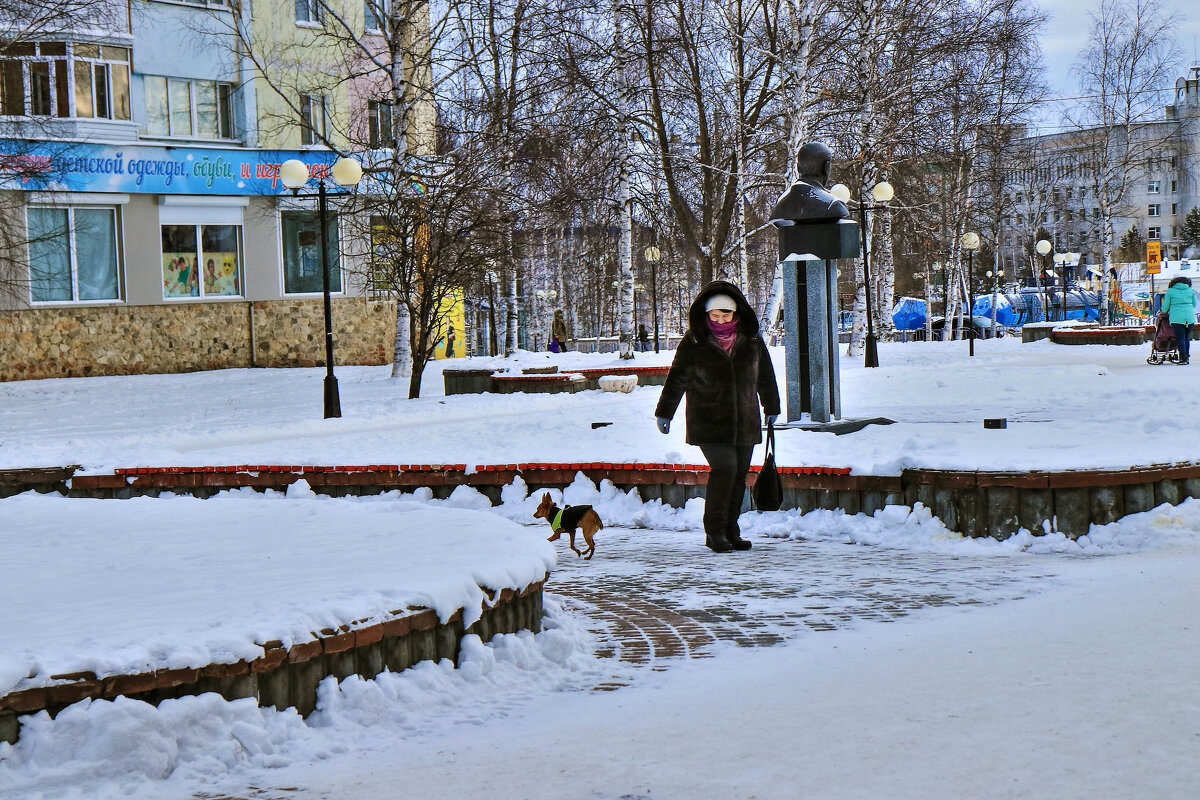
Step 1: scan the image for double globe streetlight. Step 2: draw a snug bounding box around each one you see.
[829,180,893,368]
[1035,238,1053,323]
[279,156,364,419]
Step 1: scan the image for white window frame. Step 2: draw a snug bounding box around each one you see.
[144,76,234,139]
[1148,180,1160,194]
[71,43,131,121]
[1148,204,1161,217]
[158,198,248,301]
[364,0,389,31]
[296,0,324,26]
[1148,226,1161,240]
[26,197,128,305]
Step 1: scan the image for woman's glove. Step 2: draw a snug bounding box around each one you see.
[655,417,671,434]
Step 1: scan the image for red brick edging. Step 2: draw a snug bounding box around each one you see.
[0,578,545,744]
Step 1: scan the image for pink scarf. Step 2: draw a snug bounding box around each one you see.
[706,317,738,354]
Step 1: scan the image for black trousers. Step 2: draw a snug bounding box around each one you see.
[699,443,755,541]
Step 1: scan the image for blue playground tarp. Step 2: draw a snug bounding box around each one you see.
[891,297,926,330]
[971,293,1020,326]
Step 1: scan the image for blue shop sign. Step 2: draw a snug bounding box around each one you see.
[0,141,343,195]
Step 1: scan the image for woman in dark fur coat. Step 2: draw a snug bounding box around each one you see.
[655,281,781,552]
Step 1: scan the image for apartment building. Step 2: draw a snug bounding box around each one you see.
[998,66,1200,277]
[0,0,429,382]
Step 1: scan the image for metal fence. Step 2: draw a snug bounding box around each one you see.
[568,335,685,353]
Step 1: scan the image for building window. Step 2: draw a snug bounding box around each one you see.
[1148,227,1161,240]
[295,0,323,24]
[72,44,130,120]
[299,94,326,145]
[0,41,122,120]
[281,210,341,294]
[27,206,121,302]
[364,0,388,30]
[1148,204,1161,217]
[1170,180,1177,192]
[1148,181,1160,194]
[368,99,393,148]
[144,77,234,139]
[160,224,243,299]
[1171,203,1178,216]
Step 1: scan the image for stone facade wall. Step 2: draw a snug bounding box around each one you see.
[0,298,397,382]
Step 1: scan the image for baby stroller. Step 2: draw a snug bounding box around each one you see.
[1147,312,1181,364]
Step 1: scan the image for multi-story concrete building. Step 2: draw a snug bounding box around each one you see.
[0,0,431,382]
[998,66,1200,277]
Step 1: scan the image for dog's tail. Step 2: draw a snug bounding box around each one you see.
[582,508,603,529]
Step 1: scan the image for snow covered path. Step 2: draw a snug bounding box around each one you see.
[226,534,1200,800]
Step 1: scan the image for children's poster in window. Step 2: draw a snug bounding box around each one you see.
[201,224,241,296]
[161,225,198,298]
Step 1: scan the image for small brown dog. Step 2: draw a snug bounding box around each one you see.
[534,492,603,559]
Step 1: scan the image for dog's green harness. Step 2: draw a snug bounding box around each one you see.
[551,508,564,532]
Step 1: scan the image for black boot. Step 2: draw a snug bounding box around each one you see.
[727,533,752,551]
[705,534,732,553]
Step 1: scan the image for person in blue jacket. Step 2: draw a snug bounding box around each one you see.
[1160,276,1197,365]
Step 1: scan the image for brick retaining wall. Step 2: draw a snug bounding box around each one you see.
[15,459,1196,540]
[0,578,545,744]
[0,298,396,382]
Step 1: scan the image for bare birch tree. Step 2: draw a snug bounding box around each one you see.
[1067,0,1179,324]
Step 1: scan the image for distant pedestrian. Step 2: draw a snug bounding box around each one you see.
[552,309,571,352]
[637,322,649,352]
[654,281,780,553]
[1160,276,1196,365]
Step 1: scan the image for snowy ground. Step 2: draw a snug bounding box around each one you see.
[3,338,1200,799]
[0,336,1195,475]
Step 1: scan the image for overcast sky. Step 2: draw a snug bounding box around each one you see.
[1037,0,1200,104]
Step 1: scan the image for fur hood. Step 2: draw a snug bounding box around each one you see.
[657,281,780,446]
[686,281,761,342]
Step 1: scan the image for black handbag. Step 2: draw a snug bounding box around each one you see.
[753,420,783,511]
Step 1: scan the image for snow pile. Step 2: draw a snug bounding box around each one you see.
[741,497,1200,556]
[0,490,555,698]
[0,602,610,800]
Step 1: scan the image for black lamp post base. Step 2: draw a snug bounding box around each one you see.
[864,334,879,368]
[323,375,342,419]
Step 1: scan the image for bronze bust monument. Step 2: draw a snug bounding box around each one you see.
[770,142,849,225]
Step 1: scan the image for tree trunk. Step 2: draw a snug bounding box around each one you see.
[505,270,518,354]
[391,299,412,378]
[876,203,896,338]
[615,0,635,359]
[761,1,814,338]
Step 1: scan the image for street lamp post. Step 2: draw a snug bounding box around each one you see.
[280,156,364,419]
[961,231,980,356]
[829,180,893,368]
[644,245,661,352]
[1035,239,1052,324]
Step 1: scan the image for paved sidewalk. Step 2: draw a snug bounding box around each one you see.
[544,525,1058,688]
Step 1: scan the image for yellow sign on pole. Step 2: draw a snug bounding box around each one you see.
[1147,241,1162,274]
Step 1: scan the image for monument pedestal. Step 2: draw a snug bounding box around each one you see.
[777,219,860,423]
